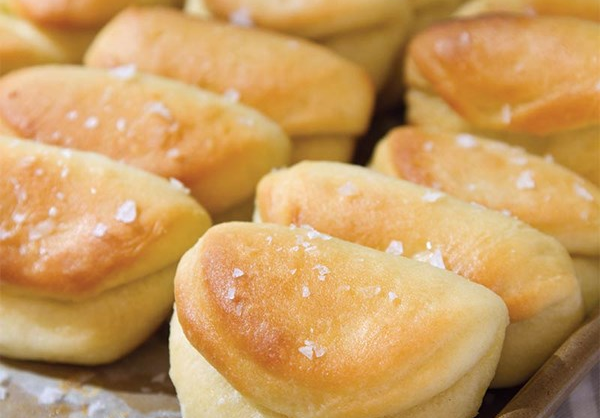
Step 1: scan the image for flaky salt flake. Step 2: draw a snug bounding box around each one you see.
[313,264,330,281]
[388,291,398,302]
[29,220,54,241]
[229,7,253,27]
[169,177,190,194]
[56,192,65,200]
[12,212,26,224]
[84,116,99,130]
[38,387,64,405]
[509,155,528,166]
[359,286,381,298]
[66,110,78,120]
[290,268,297,275]
[232,268,244,278]
[422,141,434,152]
[302,285,310,298]
[302,224,332,240]
[337,181,358,197]
[87,400,106,416]
[48,207,58,217]
[226,287,236,300]
[574,183,594,201]
[298,345,314,360]
[223,88,240,103]
[516,170,535,190]
[455,134,477,148]
[385,240,404,256]
[422,190,444,203]
[413,249,446,270]
[313,346,327,358]
[116,118,127,132]
[115,200,137,224]
[266,236,273,244]
[92,223,108,237]
[146,101,172,119]
[109,64,137,80]
[0,387,7,400]
[501,104,512,124]
[166,147,180,159]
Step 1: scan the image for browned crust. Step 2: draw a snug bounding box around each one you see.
[371,127,600,256]
[175,222,507,417]
[84,6,374,137]
[0,137,211,299]
[256,161,581,322]
[0,65,290,214]
[407,14,600,135]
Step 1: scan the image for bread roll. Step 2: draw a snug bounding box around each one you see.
[0,12,95,74]
[370,127,599,256]
[184,0,411,91]
[255,161,584,387]
[404,14,600,185]
[0,65,290,217]
[572,257,600,315]
[84,6,374,163]
[171,221,508,417]
[3,0,181,28]
[0,137,211,364]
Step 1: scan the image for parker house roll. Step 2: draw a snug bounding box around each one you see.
[371,127,600,314]
[0,137,211,364]
[85,6,374,163]
[0,65,290,220]
[184,0,411,92]
[255,161,584,387]
[170,222,509,418]
[404,14,600,185]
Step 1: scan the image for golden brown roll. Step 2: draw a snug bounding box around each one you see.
[0,137,211,364]
[572,257,600,315]
[0,64,290,218]
[255,161,584,387]
[3,0,181,29]
[456,0,600,22]
[370,127,600,257]
[0,12,95,74]
[404,14,600,185]
[84,6,375,163]
[171,221,509,418]
[184,0,411,92]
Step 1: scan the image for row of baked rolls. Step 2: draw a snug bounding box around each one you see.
[84,6,375,163]
[170,221,509,418]
[0,137,211,364]
[0,64,290,221]
[404,13,600,185]
[371,127,600,314]
[254,161,584,388]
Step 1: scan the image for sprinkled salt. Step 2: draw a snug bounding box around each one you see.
[232,268,244,278]
[302,285,310,298]
[146,101,172,119]
[87,400,106,416]
[574,183,594,201]
[313,346,327,358]
[29,220,54,241]
[109,64,137,80]
[299,340,326,360]
[169,177,190,194]
[56,192,65,200]
[516,170,535,190]
[60,167,69,178]
[385,240,404,256]
[116,117,127,132]
[66,110,78,120]
[337,181,358,197]
[423,141,434,152]
[90,187,97,195]
[509,155,528,166]
[388,291,399,302]
[226,287,236,300]
[34,168,44,176]
[38,386,64,405]
[0,370,10,385]
[290,268,297,275]
[298,345,314,360]
[92,223,108,237]
[48,207,58,217]
[229,7,253,27]
[12,212,26,224]
[266,236,273,244]
[413,248,446,270]
[501,104,512,124]
[223,88,240,103]
[359,286,382,298]
[84,116,99,130]
[313,264,330,281]
[459,31,471,45]
[0,387,7,400]
[303,224,332,240]
[166,147,180,159]
[422,190,444,203]
[455,134,477,148]
[115,200,137,224]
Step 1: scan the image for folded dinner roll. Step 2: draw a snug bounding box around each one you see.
[0,65,290,219]
[171,222,509,418]
[2,0,180,29]
[0,137,211,364]
[404,14,600,185]
[85,6,374,163]
[0,12,95,74]
[255,161,584,387]
[455,0,600,21]
[184,0,411,92]
[371,127,600,314]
